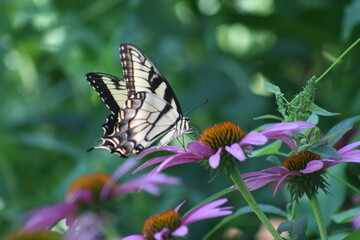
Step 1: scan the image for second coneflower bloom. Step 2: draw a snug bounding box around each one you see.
[24,159,180,231]
[133,121,315,174]
[243,141,360,201]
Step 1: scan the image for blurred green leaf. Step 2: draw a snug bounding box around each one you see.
[332,207,360,223]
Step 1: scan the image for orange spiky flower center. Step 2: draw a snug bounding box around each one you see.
[281,151,329,201]
[142,210,182,240]
[282,151,321,171]
[5,230,63,240]
[198,122,246,151]
[66,172,112,201]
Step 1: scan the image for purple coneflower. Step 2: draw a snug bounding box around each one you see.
[122,198,233,240]
[243,141,360,200]
[133,121,315,174]
[24,161,180,231]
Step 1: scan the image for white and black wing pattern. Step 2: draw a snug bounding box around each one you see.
[86,44,190,157]
[120,44,182,113]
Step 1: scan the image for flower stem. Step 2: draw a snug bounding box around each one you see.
[289,201,297,221]
[309,195,327,240]
[229,167,282,240]
[316,37,360,83]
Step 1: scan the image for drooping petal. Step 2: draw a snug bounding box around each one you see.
[151,154,203,174]
[239,132,268,146]
[24,203,78,230]
[188,141,214,157]
[244,175,283,191]
[122,235,146,240]
[154,228,171,240]
[66,189,93,204]
[209,148,222,168]
[133,155,174,174]
[261,121,315,136]
[182,198,233,225]
[225,144,245,162]
[337,141,360,155]
[65,212,103,240]
[300,160,324,173]
[114,174,180,196]
[172,225,189,237]
[101,157,138,199]
[174,200,187,213]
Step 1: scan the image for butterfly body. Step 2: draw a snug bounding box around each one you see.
[87,44,190,157]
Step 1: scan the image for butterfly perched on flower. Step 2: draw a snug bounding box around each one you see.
[86,44,190,157]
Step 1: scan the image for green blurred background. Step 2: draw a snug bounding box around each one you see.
[1,0,360,239]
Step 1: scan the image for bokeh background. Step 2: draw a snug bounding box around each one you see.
[1,0,360,239]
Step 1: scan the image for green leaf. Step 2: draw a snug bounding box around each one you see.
[332,207,360,223]
[251,140,282,158]
[344,230,360,240]
[278,217,307,240]
[309,103,340,116]
[263,81,283,95]
[308,144,342,159]
[324,115,360,146]
[254,114,283,121]
[202,204,287,240]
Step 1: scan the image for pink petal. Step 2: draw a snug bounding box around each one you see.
[132,155,172,174]
[174,200,187,212]
[151,154,203,174]
[261,121,315,136]
[225,144,245,162]
[300,160,324,173]
[240,132,268,146]
[209,148,222,168]
[182,198,233,225]
[101,157,138,199]
[338,141,360,154]
[122,235,146,240]
[24,203,77,230]
[66,189,93,204]
[114,174,181,196]
[172,225,189,237]
[188,141,214,157]
[244,175,282,191]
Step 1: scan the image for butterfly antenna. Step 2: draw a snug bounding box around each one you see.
[184,99,209,116]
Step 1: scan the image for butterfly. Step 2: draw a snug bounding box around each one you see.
[86,44,191,157]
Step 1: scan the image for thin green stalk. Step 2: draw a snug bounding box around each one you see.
[229,167,283,240]
[309,195,327,240]
[289,201,297,221]
[328,172,360,193]
[316,37,360,83]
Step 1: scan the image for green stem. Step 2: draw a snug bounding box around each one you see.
[316,37,360,83]
[309,195,327,240]
[229,167,283,240]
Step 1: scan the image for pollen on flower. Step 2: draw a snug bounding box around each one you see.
[282,151,321,171]
[66,172,112,200]
[5,229,63,240]
[142,210,182,240]
[198,122,246,150]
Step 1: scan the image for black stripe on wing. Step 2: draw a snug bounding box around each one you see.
[119,43,183,115]
[86,72,126,114]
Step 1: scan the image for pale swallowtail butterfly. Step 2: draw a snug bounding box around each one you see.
[86,44,190,157]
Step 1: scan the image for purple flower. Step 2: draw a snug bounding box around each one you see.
[122,198,233,240]
[242,141,360,199]
[352,194,360,230]
[24,159,181,231]
[133,121,315,173]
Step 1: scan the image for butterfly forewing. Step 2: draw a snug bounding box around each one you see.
[87,44,190,157]
[120,44,182,113]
